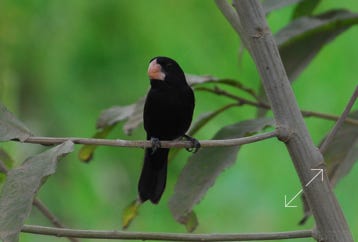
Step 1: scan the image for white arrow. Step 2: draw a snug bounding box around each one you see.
[284,168,324,208]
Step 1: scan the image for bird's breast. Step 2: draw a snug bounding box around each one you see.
[143,86,194,140]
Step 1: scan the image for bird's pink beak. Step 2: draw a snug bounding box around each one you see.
[148,59,165,80]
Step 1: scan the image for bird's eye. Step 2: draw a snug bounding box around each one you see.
[166,63,173,68]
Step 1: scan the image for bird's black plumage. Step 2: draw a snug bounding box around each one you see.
[138,56,195,204]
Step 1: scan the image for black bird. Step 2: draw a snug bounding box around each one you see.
[138,56,199,204]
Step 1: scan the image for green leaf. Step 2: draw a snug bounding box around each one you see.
[178,211,198,233]
[168,118,274,227]
[291,0,321,20]
[257,9,358,117]
[0,141,74,242]
[78,124,115,162]
[122,199,141,230]
[0,103,32,142]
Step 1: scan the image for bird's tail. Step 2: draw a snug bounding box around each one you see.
[138,148,169,204]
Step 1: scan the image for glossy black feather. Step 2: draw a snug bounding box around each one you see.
[138,57,195,204]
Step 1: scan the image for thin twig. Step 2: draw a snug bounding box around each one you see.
[19,130,278,149]
[300,110,358,125]
[218,79,260,101]
[190,75,260,101]
[32,200,80,242]
[197,86,358,126]
[319,85,358,153]
[0,160,80,242]
[32,200,63,227]
[196,86,269,108]
[21,224,313,241]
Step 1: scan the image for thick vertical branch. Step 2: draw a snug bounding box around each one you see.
[232,1,353,241]
[214,0,249,49]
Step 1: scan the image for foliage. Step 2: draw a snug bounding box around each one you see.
[168,117,275,230]
[0,0,358,241]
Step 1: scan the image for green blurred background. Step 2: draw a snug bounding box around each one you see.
[1,1,357,241]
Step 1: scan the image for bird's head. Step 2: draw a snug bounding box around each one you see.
[147,56,187,87]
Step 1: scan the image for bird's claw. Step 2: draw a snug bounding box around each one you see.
[183,135,201,153]
[150,137,161,154]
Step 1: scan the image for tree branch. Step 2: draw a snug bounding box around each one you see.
[203,78,260,101]
[21,224,313,241]
[319,85,358,153]
[232,0,353,241]
[196,86,358,126]
[18,130,278,149]
[32,200,80,242]
[196,86,269,108]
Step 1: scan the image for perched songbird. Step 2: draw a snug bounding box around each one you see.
[138,56,199,204]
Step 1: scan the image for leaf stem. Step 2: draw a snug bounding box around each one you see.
[319,85,358,153]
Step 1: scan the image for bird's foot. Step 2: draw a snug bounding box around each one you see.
[150,137,161,154]
[183,135,201,153]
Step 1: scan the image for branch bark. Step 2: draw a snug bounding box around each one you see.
[21,225,313,241]
[18,131,278,149]
[232,0,353,241]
